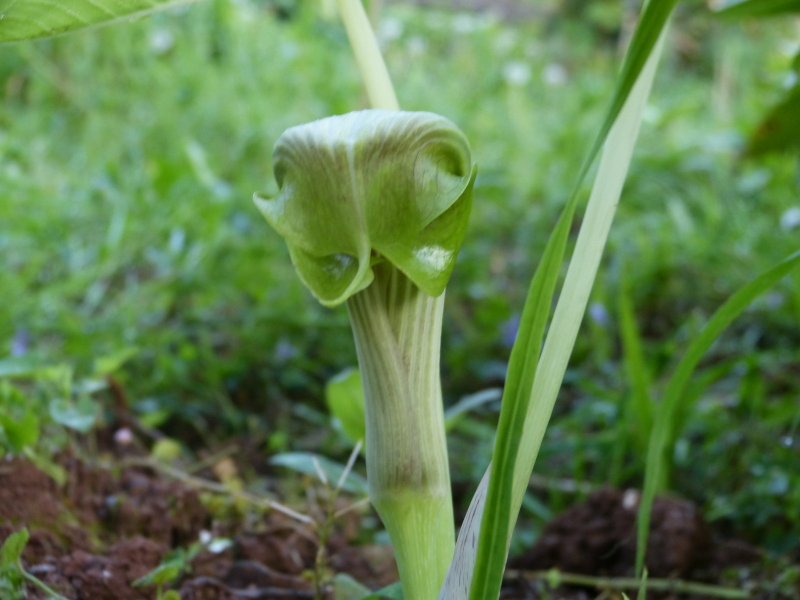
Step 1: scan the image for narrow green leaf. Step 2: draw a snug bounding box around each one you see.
[666,360,738,476]
[636,250,800,576]
[715,0,800,18]
[619,272,653,453]
[23,448,68,486]
[444,388,502,431]
[451,7,674,600]
[0,0,203,44]
[468,175,582,600]
[569,0,679,199]
[437,468,491,600]
[1,529,29,569]
[636,570,648,600]
[132,564,180,588]
[270,452,369,495]
[92,346,138,377]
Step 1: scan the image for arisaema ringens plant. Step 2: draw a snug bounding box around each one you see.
[249,1,678,598]
[3,1,800,599]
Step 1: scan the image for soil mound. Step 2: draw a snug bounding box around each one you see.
[513,487,715,578]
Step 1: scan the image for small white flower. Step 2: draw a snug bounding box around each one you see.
[114,428,133,446]
[542,63,568,87]
[780,206,800,231]
[779,39,800,58]
[280,42,299,60]
[208,538,233,553]
[149,29,174,55]
[503,61,531,87]
[622,489,640,510]
[407,36,427,57]
[452,13,477,34]
[380,17,404,42]
[493,30,517,56]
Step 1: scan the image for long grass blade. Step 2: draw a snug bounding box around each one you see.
[447,9,674,600]
[465,168,581,600]
[569,0,678,198]
[508,19,666,571]
[636,569,648,600]
[715,0,800,18]
[619,270,653,454]
[635,249,800,576]
[609,272,653,485]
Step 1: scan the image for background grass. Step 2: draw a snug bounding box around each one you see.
[1,0,799,556]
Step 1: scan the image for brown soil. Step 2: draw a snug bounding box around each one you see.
[0,460,789,600]
[509,488,770,599]
[512,488,716,578]
[0,456,397,600]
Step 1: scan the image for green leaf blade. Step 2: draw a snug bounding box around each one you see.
[715,0,800,18]
[619,273,653,453]
[0,0,202,43]
[49,396,97,433]
[0,411,40,453]
[270,452,369,495]
[635,250,800,576]
[1,529,29,569]
[446,7,674,600]
[571,0,678,197]
[467,188,581,600]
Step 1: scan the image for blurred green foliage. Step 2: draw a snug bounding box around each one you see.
[1,0,799,554]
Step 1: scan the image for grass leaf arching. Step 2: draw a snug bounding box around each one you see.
[636,249,800,576]
[458,13,672,600]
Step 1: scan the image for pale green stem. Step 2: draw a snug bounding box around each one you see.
[21,568,69,600]
[368,0,383,28]
[347,265,454,600]
[503,569,748,600]
[336,0,399,110]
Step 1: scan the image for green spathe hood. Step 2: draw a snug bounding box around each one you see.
[255,109,476,306]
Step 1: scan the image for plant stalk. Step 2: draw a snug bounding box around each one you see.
[334,3,455,596]
[336,0,399,110]
[346,265,455,600]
